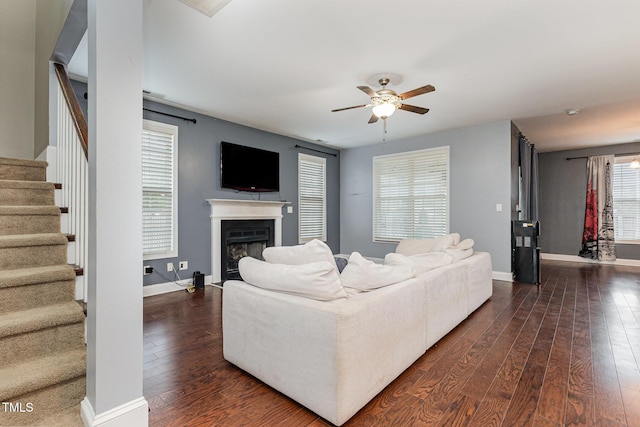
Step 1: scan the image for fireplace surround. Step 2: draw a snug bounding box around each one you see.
[207,199,289,283]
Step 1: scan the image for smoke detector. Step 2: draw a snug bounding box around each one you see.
[179,0,232,17]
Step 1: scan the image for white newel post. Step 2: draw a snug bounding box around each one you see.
[207,199,288,283]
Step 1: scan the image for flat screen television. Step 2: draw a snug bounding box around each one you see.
[220,141,280,192]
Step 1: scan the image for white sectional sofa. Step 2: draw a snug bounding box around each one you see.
[222,237,493,426]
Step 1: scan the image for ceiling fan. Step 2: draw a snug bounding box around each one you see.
[332,78,435,124]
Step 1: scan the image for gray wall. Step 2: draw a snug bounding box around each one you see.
[538,142,640,259]
[141,102,341,285]
[340,120,514,274]
[70,80,340,285]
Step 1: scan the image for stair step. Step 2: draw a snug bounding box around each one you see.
[0,348,86,401]
[0,300,85,339]
[0,205,61,235]
[0,179,54,206]
[0,301,85,366]
[0,157,47,182]
[0,265,76,314]
[0,349,86,424]
[32,403,83,427]
[0,233,68,270]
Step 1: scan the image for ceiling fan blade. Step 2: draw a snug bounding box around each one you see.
[368,114,379,124]
[358,86,378,98]
[398,84,435,100]
[399,104,430,114]
[331,104,368,112]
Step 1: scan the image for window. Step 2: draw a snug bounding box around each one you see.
[142,120,178,260]
[613,156,640,243]
[373,146,449,242]
[298,153,326,243]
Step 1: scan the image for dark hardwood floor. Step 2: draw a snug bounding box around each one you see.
[143,260,640,426]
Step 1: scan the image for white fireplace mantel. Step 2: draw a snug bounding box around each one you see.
[207,199,289,283]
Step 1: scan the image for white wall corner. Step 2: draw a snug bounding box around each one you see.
[36,145,57,182]
[492,271,513,282]
[81,396,148,427]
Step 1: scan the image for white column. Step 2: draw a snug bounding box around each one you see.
[82,0,148,425]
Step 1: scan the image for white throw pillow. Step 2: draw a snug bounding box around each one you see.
[384,252,453,275]
[238,256,346,301]
[262,239,338,275]
[395,238,438,255]
[340,252,414,291]
[443,238,474,262]
[396,233,461,255]
[451,238,474,250]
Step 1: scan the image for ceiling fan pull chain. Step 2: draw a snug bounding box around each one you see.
[383,118,387,142]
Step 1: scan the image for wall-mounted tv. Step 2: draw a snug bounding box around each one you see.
[220,141,280,192]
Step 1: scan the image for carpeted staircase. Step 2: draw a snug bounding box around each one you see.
[0,157,85,426]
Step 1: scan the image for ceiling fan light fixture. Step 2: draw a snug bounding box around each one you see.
[372,93,401,118]
[372,103,397,118]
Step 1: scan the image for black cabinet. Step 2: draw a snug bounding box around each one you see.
[512,220,540,284]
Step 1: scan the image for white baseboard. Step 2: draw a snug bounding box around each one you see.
[541,253,640,267]
[81,396,148,427]
[143,275,214,297]
[492,271,513,282]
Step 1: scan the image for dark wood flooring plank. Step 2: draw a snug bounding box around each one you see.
[588,276,628,425]
[469,278,557,426]
[501,275,562,427]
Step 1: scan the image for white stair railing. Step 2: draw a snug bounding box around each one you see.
[54,63,89,302]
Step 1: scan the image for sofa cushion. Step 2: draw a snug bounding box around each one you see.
[395,233,460,256]
[263,239,339,275]
[340,252,414,291]
[238,256,346,301]
[384,252,453,275]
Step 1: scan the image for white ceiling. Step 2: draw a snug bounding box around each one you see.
[68,0,640,152]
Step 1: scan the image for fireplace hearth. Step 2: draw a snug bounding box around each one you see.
[221,219,274,281]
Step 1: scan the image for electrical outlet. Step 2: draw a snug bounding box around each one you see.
[166,262,173,272]
[179,261,188,270]
[143,265,152,275]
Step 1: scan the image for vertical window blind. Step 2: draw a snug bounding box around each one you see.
[613,157,640,242]
[298,153,326,242]
[373,146,449,242]
[142,120,178,259]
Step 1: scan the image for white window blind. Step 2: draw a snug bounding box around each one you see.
[142,120,178,259]
[298,153,326,242]
[373,146,449,242]
[613,156,640,242]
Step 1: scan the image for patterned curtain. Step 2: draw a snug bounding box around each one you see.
[579,155,616,261]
